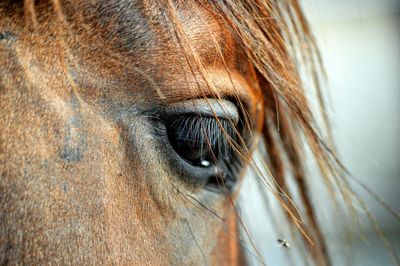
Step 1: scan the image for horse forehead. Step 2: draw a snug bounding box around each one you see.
[176,3,234,52]
[94,1,234,59]
[81,1,246,102]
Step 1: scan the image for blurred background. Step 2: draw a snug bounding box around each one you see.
[239,0,400,265]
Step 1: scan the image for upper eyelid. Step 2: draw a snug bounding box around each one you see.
[164,99,239,124]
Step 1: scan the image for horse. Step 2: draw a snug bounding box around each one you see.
[0,0,335,265]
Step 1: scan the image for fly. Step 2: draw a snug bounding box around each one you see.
[277,238,290,249]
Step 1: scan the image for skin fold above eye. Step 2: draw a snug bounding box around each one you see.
[164,99,239,124]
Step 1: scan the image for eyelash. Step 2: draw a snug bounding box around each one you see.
[166,115,237,166]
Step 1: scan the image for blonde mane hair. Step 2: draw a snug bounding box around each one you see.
[162,1,400,265]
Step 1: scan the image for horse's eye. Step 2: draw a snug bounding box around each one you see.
[155,99,243,192]
[162,113,240,192]
[166,115,236,168]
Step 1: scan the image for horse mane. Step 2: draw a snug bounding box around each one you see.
[164,1,335,265]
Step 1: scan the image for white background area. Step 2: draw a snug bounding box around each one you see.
[239,1,400,265]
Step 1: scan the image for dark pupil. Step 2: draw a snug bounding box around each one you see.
[166,115,235,167]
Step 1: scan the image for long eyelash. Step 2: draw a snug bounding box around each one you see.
[170,115,237,161]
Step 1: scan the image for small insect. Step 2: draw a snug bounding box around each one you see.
[277,238,290,249]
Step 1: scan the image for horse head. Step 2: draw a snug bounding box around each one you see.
[0,1,331,265]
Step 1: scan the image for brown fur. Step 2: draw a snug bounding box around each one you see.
[1,0,339,265]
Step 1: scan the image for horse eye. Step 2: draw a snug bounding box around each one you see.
[166,115,235,168]
[166,114,237,190]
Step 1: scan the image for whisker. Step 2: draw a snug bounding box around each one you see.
[176,188,225,222]
[184,219,207,266]
[185,193,225,222]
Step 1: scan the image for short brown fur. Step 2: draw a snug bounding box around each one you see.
[1,0,342,265]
